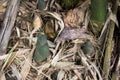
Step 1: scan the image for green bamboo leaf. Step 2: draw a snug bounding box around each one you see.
[33,29,50,63]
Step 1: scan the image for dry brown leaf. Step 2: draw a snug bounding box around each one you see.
[56,28,91,41]
[47,12,64,38]
[0,6,5,13]
[33,14,42,30]
[20,47,35,80]
[64,8,85,28]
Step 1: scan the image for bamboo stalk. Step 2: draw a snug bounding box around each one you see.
[91,0,107,22]
[90,0,107,35]
[103,0,119,79]
[111,0,119,79]
[103,21,114,80]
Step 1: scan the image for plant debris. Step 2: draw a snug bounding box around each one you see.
[56,28,91,41]
[0,0,119,80]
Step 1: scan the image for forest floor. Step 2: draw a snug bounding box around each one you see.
[0,0,119,80]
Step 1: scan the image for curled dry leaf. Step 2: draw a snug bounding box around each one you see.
[44,20,56,39]
[56,28,91,41]
[33,14,42,30]
[64,8,85,28]
[47,12,64,37]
